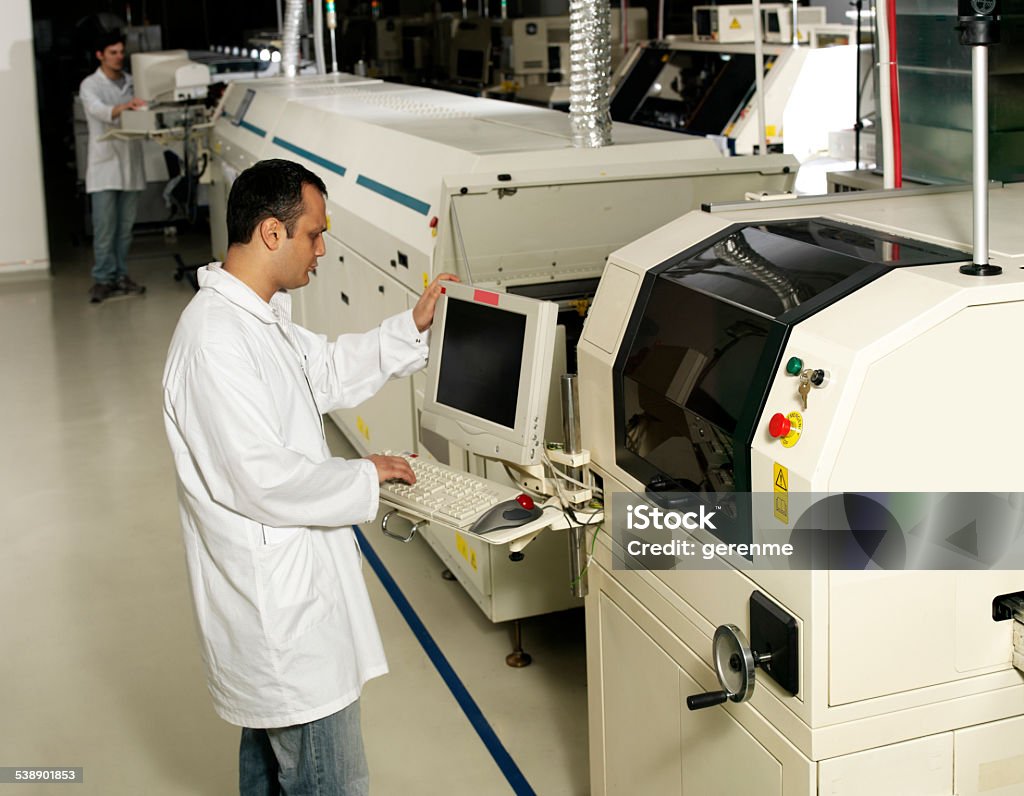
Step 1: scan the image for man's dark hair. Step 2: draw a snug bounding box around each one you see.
[95,29,126,54]
[226,159,328,247]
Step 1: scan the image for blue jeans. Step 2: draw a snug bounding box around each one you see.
[90,190,140,284]
[239,701,369,796]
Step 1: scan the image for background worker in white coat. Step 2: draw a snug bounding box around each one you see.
[162,158,457,795]
[79,30,147,303]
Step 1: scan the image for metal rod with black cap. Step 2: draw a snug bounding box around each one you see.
[562,374,589,599]
[958,0,1002,276]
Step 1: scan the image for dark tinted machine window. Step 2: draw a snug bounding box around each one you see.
[617,219,965,497]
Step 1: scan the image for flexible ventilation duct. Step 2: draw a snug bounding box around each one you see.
[569,0,613,148]
[282,0,304,78]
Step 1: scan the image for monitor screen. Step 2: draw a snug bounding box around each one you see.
[456,48,486,83]
[420,283,558,466]
[694,9,712,37]
[435,298,526,429]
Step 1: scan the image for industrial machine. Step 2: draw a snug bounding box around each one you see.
[693,3,766,43]
[610,36,860,157]
[73,48,273,230]
[207,73,797,626]
[890,0,1024,184]
[806,24,861,48]
[578,182,1024,793]
[762,5,827,44]
[505,9,647,107]
[131,50,210,102]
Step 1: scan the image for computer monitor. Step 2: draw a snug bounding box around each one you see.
[450,20,492,84]
[420,282,558,466]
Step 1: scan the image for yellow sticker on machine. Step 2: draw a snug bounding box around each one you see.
[730,17,742,28]
[773,462,789,524]
[356,416,370,441]
[455,533,479,571]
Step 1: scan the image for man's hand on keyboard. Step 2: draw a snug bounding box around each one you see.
[367,454,416,485]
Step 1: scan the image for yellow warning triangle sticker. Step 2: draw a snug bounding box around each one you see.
[775,469,788,491]
[730,17,742,28]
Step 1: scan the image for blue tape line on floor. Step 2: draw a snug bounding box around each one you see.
[353,524,536,796]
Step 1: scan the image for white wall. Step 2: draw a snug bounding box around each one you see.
[0,0,49,279]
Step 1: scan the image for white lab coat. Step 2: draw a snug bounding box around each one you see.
[162,264,429,728]
[78,68,145,193]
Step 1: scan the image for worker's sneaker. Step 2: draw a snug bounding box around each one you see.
[89,282,115,303]
[114,275,147,296]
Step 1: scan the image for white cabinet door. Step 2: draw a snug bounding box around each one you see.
[599,592,683,795]
[319,237,417,455]
[596,590,784,796]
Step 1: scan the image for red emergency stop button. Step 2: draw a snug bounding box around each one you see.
[769,413,791,439]
[516,494,535,510]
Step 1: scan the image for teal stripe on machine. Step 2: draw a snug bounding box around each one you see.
[356,175,430,216]
[239,120,267,138]
[271,137,347,177]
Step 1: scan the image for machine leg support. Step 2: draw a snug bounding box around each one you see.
[506,619,532,668]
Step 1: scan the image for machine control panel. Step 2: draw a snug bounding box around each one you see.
[768,411,803,447]
[786,355,830,409]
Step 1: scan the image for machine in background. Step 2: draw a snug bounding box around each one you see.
[890,0,1024,185]
[500,8,647,108]
[578,182,1024,793]
[609,36,863,158]
[72,48,272,232]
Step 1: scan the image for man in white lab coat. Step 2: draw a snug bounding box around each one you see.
[163,158,456,795]
[79,30,147,303]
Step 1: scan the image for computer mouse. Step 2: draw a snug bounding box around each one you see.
[469,494,544,536]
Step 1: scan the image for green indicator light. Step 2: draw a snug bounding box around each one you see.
[785,357,803,376]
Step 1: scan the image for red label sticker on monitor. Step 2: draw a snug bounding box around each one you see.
[473,289,500,306]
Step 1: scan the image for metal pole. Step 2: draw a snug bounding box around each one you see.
[657,0,664,39]
[972,45,989,267]
[752,0,768,155]
[561,374,588,598]
[791,0,799,45]
[560,375,581,456]
[956,0,1001,276]
[854,0,863,169]
[560,373,583,491]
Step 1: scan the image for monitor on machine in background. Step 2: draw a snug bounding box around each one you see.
[420,282,558,466]
[450,19,493,84]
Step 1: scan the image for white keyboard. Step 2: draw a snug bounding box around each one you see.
[377,453,522,530]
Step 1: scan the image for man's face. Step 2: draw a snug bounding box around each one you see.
[97,43,126,75]
[274,184,327,291]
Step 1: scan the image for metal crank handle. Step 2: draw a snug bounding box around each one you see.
[686,691,730,710]
[381,509,427,543]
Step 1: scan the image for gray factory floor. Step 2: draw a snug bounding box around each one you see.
[0,227,588,795]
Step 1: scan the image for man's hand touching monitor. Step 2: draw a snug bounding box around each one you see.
[413,273,460,333]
